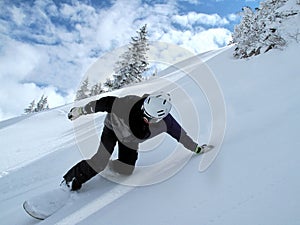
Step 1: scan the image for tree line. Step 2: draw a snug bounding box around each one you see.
[24,95,49,114]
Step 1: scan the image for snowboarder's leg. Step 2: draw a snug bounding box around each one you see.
[63,126,118,190]
[109,142,138,175]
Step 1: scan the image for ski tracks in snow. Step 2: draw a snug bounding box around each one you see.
[51,185,134,225]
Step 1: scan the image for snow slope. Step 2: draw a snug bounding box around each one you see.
[0,41,300,225]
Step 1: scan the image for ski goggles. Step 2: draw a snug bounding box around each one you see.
[141,106,162,124]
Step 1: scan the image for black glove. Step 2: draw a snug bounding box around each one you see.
[194,144,213,154]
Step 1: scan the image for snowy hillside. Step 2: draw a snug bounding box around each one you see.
[0,40,299,224]
[4,0,300,213]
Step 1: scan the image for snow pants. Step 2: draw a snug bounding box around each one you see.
[63,126,138,186]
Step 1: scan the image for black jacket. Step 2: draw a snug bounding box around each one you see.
[84,95,197,151]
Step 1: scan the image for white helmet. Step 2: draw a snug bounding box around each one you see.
[142,92,172,123]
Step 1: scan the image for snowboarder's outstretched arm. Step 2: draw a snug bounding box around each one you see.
[84,96,116,113]
[164,114,207,154]
[68,96,116,120]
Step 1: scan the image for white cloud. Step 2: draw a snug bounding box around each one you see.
[11,6,26,26]
[0,38,75,121]
[228,13,240,22]
[179,0,202,4]
[0,39,42,80]
[0,78,75,121]
[160,28,232,53]
[173,12,229,28]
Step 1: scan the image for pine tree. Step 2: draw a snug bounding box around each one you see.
[256,0,287,53]
[231,0,298,58]
[232,7,257,58]
[90,82,104,96]
[36,95,49,112]
[76,77,90,100]
[24,95,50,114]
[104,78,114,92]
[24,100,36,114]
[112,24,149,89]
[42,96,49,110]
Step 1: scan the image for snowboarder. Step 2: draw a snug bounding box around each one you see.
[62,92,207,191]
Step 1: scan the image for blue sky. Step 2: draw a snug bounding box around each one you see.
[0,0,260,121]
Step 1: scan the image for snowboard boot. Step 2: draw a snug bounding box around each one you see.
[63,160,98,191]
[60,178,82,191]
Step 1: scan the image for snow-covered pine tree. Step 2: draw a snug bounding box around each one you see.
[112,24,149,89]
[35,96,43,112]
[25,95,49,114]
[232,6,257,58]
[90,82,104,97]
[36,95,49,112]
[42,96,49,111]
[104,78,114,92]
[256,0,287,53]
[76,77,90,100]
[232,0,298,59]
[24,100,36,114]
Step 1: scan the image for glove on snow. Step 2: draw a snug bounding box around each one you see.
[68,107,87,121]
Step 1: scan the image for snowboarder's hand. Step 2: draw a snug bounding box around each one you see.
[194,144,213,154]
[68,107,86,121]
[194,145,205,154]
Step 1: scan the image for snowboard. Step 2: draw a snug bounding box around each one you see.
[23,188,70,220]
